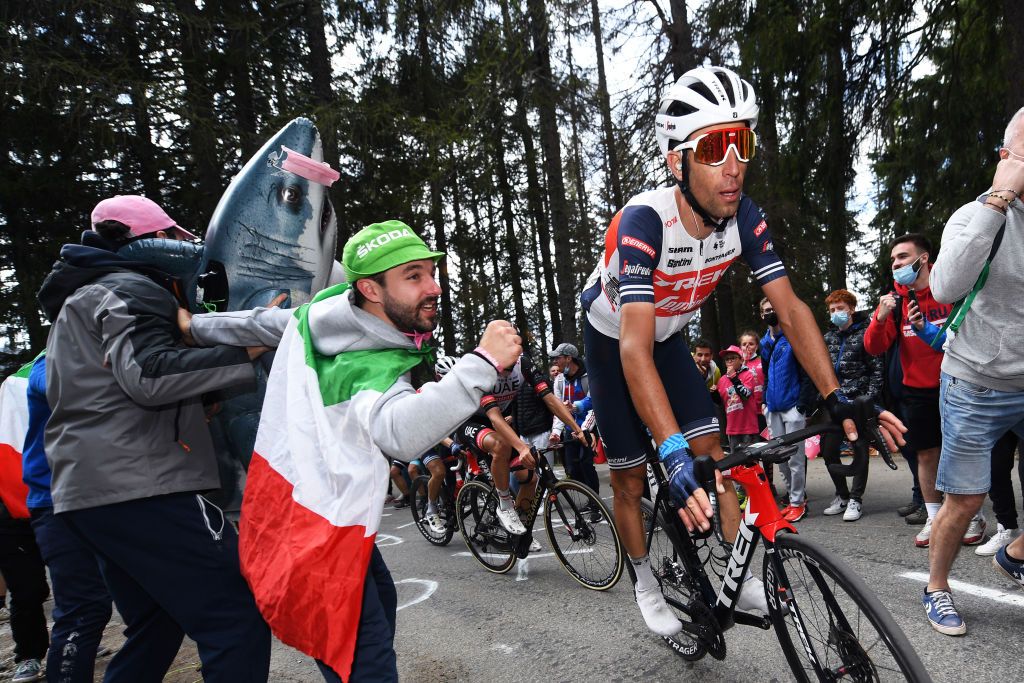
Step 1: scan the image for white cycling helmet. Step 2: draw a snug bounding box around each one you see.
[434,355,458,378]
[655,66,759,155]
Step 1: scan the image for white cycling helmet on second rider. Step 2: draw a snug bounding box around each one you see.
[655,66,759,155]
[434,355,458,378]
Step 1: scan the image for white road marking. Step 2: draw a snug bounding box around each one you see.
[491,643,520,654]
[396,521,417,529]
[381,513,392,517]
[900,572,1024,607]
[395,578,438,611]
[452,549,593,560]
[375,534,404,547]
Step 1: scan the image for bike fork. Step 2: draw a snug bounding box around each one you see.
[763,546,828,677]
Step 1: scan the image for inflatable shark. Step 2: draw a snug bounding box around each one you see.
[119,117,341,509]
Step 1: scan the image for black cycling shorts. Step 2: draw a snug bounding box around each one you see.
[454,420,495,458]
[583,318,719,471]
[901,386,942,452]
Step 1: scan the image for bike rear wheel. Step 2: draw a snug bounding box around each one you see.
[765,533,930,682]
[544,480,623,590]
[410,475,455,546]
[456,480,516,574]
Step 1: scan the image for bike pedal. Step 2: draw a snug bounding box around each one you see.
[733,611,771,630]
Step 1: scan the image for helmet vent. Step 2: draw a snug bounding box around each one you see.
[688,81,719,106]
[665,100,696,117]
[714,72,735,107]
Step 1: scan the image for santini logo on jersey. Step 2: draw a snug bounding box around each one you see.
[621,236,656,258]
[620,262,652,278]
[356,227,415,258]
[666,258,692,268]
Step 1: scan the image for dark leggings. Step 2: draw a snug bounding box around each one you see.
[989,432,1023,529]
[564,440,600,495]
[822,431,869,503]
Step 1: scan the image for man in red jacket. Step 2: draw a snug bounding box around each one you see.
[864,234,984,548]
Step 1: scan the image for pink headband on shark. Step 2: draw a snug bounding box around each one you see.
[277,147,340,187]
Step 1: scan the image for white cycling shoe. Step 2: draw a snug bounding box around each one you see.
[635,584,683,636]
[425,513,446,534]
[735,576,771,615]
[495,505,527,535]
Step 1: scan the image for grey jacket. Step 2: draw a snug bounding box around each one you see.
[192,291,498,459]
[931,194,1024,391]
[44,269,257,513]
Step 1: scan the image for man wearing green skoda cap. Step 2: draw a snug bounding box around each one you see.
[199,219,526,683]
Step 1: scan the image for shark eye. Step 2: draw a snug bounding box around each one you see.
[281,184,302,206]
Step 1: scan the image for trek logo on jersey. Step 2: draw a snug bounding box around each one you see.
[666,258,692,268]
[355,227,415,258]
[620,261,652,278]
[654,267,728,293]
[753,220,767,237]
[621,236,656,258]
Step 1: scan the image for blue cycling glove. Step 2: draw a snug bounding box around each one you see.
[659,433,699,504]
[449,442,463,457]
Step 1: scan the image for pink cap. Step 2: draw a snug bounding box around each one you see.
[719,344,744,358]
[91,195,197,240]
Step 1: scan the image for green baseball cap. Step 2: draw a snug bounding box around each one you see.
[342,220,444,282]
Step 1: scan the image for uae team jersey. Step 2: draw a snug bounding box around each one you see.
[581,187,787,342]
[472,353,551,422]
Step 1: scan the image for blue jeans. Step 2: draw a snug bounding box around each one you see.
[937,372,1024,495]
[30,507,112,683]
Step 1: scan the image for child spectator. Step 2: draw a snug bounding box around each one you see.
[716,346,760,452]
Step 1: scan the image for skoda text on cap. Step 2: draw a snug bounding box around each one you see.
[341,220,444,283]
[90,195,198,240]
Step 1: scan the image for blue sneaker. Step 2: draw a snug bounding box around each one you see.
[993,546,1024,589]
[922,589,966,636]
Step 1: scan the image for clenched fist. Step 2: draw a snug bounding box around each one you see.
[477,320,522,371]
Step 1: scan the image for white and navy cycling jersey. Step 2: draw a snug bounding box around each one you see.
[581,187,786,342]
[471,353,551,422]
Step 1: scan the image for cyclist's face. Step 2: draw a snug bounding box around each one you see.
[671,122,749,220]
[694,347,712,367]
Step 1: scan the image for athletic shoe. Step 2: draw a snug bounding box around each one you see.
[586,504,603,524]
[529,538,542,552]
[922,589,966,636]
[393,495,410,509]
[976,524,1019,556]
[634,584,682,636]
[823,496,848,516]
[915,518,933,548]
[962,515,987,546]
[897,501,922,517]
[426,513,446,534]
[993,545,1024,589]
[12,659,44,683]
[905,506,928,525]
[735,576,770,615]
[782,503,806,522]
[495,505,527,535]
[843,500,862,522]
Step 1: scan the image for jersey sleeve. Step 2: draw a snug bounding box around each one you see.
[521,354,553,398]
[736,198,787,287]
[614,205,663,305]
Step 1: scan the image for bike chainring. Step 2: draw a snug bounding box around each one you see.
[688,598,727,660]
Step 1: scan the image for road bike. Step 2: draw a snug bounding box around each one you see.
[637,398,930,681]
[409,450,488,546]
[456,443,624,591]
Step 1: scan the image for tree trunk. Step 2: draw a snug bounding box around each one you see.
[588,0,623,211]
[1005,0,1024,117]
[667,0,695,79]
[224,0,259,158]
[526,0,577,343]
[492,130,530,336]
[823,2,848,292]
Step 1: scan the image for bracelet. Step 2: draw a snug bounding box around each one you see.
[991,188,1020,199]
[471,347,504,373]
[988,191,1015,204]
[984,196,1009,215]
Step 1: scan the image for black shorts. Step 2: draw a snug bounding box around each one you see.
[583,318,719,471]
[454,420,495,458]
[901,386,942,452]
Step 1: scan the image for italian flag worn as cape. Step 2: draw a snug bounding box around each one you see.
[0,361,33,519]
[240,283,432,681]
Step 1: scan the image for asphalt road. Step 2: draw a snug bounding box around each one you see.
[1,454,1020,681]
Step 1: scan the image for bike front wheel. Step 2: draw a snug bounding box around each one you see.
[544,480,623,590]
[764,533,930,682]
[456,480,516,574]
[410,475,455,546]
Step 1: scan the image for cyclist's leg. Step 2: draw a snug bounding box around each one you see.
[389,462,409,498]
[513,469,538,512]
[483,431,512,493]
[424,457,446,507]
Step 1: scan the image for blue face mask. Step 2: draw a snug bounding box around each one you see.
[830,311,850,327]
[893,255,923,286]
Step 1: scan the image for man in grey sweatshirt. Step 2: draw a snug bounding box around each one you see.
[922,107,1024,636]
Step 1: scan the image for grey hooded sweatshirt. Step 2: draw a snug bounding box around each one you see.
[931,194,1024,391]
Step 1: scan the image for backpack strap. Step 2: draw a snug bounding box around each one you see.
[930,224,1005,349]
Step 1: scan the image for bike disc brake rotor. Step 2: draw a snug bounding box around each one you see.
[829,624,879,682]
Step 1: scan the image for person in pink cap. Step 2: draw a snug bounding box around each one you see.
[716,346,760,455]
[90,195,198,241]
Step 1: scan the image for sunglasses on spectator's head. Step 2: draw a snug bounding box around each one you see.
[676,127,757,166]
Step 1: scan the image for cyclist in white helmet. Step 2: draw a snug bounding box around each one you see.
[580,65,906,637]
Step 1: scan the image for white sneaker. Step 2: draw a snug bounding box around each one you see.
[529,538,542,552]
[823,496,848,516]
[735,576,770,615]
[843,500,862,522]
[915,517,933,548]
[634,584,682,636]
[976,524,1018,556]
[426,512,446,534]
[495,504,527,535]
[962,515,986,546]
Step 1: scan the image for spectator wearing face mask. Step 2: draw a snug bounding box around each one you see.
[821,290,883,522]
